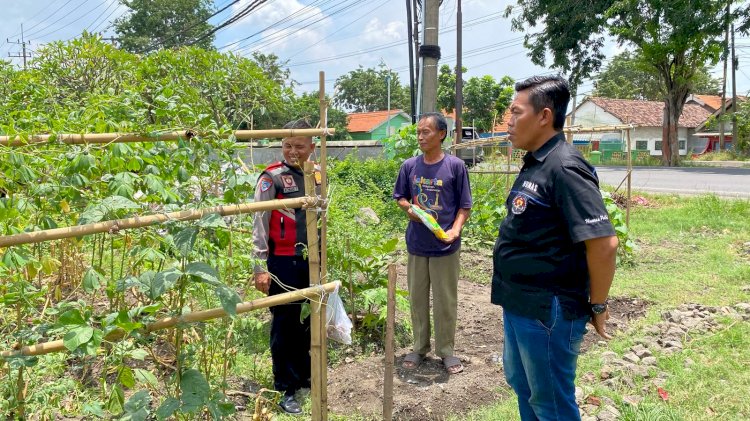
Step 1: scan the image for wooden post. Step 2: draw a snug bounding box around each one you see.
[304,161,325,421]
[383,264,397,421]
[626,128,632,228]
[317,71,330,420]
[0,282,340,358]
[0,197,314,249]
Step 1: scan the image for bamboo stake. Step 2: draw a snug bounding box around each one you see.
[0,197,316,249]
[305,161,325,421]
[318,71,330,420]
[626,128,632,228]
[0,282,340,359]
[383,264,397,421]
[0,129,336,147]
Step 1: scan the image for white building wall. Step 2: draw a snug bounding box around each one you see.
[630,127,689,156]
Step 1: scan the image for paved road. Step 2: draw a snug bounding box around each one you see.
[595,166,750,198]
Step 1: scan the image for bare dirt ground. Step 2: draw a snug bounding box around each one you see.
[325,256,648,421]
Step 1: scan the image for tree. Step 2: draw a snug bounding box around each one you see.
[463,75,514,132]
[114,0,215,53]
[507,0,743,166]
[333,66,410,113]
[289,92,350,141]
[594,51,721,100]
[252,52,293,89]
[437,64,458,113]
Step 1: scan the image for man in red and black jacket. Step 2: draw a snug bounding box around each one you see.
[252,119,319,415]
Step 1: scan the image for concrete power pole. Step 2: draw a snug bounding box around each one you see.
[731,23,738,144]
[420,0,440,114]
[454,0,462,152]
[8,24,31,70]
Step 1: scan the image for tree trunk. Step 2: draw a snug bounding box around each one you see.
[662,89,688,167]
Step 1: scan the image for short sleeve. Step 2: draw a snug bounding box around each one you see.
[454,160,473,209]
[554,164,616,243]
[393,160,413,201]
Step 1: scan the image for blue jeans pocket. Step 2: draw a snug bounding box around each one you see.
[569,317,590,354]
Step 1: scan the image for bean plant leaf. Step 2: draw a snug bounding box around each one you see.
[63,326,94,351]
[173,227,198,258]
[185,262,240,316]
[180,369,210,413]
[79,195,140,224]
[59,309,86,326]
[83,267,105,293]
[149,267,183,300]
[184,262,220,285]
[134,369,158,388]
[155,397,180,420]
[118,366,136,389]
[197,213,227,229]
[107,384,125,415]
[122,389,151,421]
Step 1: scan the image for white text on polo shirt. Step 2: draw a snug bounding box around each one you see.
[585,215,609,224]
[522,180,538,193]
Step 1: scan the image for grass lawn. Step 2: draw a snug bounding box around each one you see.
[455,194,750,421]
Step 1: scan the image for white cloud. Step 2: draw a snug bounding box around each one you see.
[362,18,406,44]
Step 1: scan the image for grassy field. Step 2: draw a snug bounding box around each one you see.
[455,193,750,421]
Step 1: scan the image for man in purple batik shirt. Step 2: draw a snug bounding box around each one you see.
[393,112,472,374]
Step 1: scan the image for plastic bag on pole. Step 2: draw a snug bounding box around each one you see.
[326,285,353,345]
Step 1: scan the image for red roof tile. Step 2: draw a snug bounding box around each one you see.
[586,97,711,128]
[347,110,404,133]
[692,95,724,111]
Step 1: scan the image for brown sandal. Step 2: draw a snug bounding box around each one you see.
[402,352,425,370]
[443,356,464,374]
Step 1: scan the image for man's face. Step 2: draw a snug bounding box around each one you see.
[282,136,315,168]
[417,117,445,154]
[507,90,545,151]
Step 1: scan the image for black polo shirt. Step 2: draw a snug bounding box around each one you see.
[491,133,616,321]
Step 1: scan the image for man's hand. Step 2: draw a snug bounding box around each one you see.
[440,227,461,244]
[254,271,271,295]
[589,310,612,339]
[404,206,421,222]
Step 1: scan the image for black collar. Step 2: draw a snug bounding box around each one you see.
[524,132,565,164]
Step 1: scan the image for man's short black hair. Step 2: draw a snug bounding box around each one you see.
[419,112,448,140]
[283,118,313,130]
[515,76,570,131]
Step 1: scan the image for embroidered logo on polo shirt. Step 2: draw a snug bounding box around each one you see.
[522,180,538,193]
[511,195,527,215]
[281,175,299,193]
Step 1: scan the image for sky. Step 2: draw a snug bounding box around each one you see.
[1,0,749,105]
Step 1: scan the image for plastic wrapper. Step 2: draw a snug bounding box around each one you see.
[410,204,448,240]
[326,286,353,344]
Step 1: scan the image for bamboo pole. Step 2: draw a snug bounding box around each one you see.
[383,264,397,421]
[305,161,325,421]
[0,282,340,359]
[0,129,335,147]
[0,197,316,249]
[318,71,330,420]
[626,128,632,228]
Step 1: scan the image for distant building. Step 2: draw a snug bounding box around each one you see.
[347,110,411,141]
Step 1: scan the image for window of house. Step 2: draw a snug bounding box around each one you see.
[654,141,662,151]
[679,140,686,150]
[636,140,648,150]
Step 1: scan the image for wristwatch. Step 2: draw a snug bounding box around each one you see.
[591,302,608,315]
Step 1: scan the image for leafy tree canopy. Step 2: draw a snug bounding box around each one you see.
[114,0,215,53]
[593,51,721,101]
[437,65,513,132]
[333,65,410,113]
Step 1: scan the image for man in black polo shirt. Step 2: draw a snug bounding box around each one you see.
[491,75,618,421]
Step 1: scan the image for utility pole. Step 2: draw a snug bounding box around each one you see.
[719,2,729,151]
[454,0,462,152]
[8,24,31,70]
[420,0,440,113]
[413,0,420,117]
[731,23,738,145]
[405,0,416,123]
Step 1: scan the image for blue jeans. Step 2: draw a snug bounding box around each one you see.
[503,296,589,421]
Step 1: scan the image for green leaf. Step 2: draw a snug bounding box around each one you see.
[180,369,210,413]
[173,227,198,258]
[184,262,220,285]
[83,267,105,293]
[118,366,136,389]
[107,384,125,415]
[123,390,150,421]
[128,349,149,361]
[59,309,86,326]
[300,301,311,323]
[82,401,106,418]
[149,267,182,300]
[134,368,158,388]
[82,329,104,355]
[215,285,241,317]
[156,397,180,420]
[197,213,227,229]
[63,326,94,351]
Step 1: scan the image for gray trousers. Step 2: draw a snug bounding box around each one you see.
[407,250,460,358]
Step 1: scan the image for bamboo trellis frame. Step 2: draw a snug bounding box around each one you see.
[0,128,336,147]
[0,282,340,359]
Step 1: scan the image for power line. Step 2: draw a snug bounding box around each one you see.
[89,2,125,34]
[24,0,94,39]
[187,0,273,47]
[35,0,110,41]
[6,0,76,38]
[85,0,120,32]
